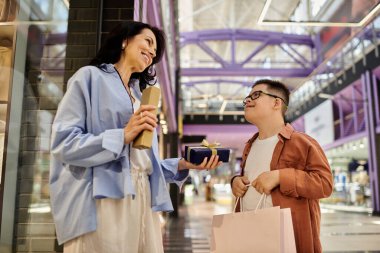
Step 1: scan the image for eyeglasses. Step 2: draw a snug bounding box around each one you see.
[243,90,288,107]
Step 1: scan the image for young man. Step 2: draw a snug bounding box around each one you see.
[231,79,333,253]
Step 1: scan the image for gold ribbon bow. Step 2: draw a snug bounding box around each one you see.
[201,139,220,156]
[186,139,221,162]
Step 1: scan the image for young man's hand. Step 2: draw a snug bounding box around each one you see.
[252,170,280,195]
[231,176,250,197]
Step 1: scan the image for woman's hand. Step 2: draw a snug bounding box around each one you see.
[231,176,250,197]
[124,105,157,144]
[178,155,222,171]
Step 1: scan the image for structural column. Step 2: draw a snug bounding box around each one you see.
[162,132,180,217]
[362,71,380,215]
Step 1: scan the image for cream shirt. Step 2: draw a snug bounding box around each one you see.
[242,134,279,211]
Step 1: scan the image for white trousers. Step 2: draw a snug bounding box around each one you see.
[64,168,164,253]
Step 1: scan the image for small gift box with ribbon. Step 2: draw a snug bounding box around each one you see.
[184,139,230,165]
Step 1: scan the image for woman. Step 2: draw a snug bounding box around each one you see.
[49,21,221,253]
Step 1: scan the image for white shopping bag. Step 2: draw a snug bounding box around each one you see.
[211,194,296,253]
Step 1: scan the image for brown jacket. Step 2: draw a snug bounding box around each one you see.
[235,124,333,253]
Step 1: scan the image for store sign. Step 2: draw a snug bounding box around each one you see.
[304,100,334,146]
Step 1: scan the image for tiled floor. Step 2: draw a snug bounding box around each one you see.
[163,194,380,253]
[321,210,380,252]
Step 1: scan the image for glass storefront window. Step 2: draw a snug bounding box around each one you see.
[0,1,17,251]
[323,137,372,211]
[1,0,68,252]
[0,104,6,183]
[0,10,15,189]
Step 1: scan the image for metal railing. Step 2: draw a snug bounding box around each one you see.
[288,16,380,119]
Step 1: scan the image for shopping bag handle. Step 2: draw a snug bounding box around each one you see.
[255,193,267,212]
[233,183,249,212]
[233,197,241,213]
[233,193,267,213]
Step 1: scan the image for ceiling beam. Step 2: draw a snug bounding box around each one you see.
[180,29,315,77]
[180,29,314,47]
[182,79,252,86]
[181,67,314,77]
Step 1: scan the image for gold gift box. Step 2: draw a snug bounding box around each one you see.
[132,86,161,149]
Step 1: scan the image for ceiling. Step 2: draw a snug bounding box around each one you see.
[177,0,380,157]
[179,0,298,32]
[178,0,380,116]
[178,0,306,116]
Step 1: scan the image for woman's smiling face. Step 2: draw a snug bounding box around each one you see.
[123,28,157,73]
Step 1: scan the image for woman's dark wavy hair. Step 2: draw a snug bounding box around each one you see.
[89,21,166,91]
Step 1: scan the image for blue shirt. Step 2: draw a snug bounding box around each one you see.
[49,64,188,244]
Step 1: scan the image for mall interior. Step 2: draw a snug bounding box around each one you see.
[1,0,380,252]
